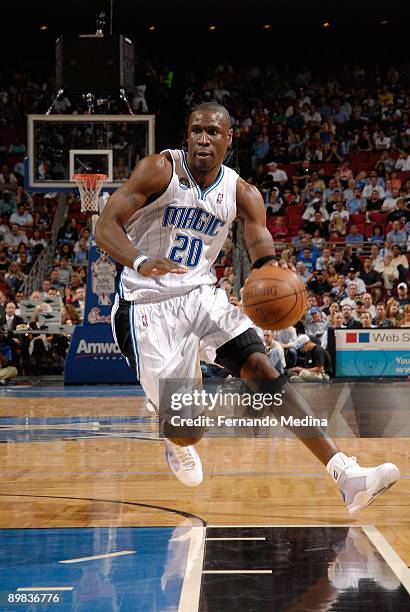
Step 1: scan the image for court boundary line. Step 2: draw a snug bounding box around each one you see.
[361,525,410,595]
[178,520,206,612]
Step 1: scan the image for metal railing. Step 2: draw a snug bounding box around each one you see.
[21,195,67,296]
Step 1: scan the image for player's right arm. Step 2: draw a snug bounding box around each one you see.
[94,154,186,277]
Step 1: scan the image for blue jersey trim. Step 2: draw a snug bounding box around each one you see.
[181,150,224,201]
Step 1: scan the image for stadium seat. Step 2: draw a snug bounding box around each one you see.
[286,204,304,215]
[369,212,387,224]
[289,224,302,235]
[349,213,366,225]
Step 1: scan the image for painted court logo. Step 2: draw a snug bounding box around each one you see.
[345,332,370,344]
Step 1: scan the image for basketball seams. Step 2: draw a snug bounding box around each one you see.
[243,288,305,307]
[257,293,305,327]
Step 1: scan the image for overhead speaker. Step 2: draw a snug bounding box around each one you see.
[56,34,135,94]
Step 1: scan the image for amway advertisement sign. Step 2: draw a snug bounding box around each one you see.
[335,328,410,377]
[64,320,136,384]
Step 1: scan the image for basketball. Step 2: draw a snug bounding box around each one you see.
[242,265,307,330]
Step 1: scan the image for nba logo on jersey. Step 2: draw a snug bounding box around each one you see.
[179,177,190,190]
[142,315,148,327]
[217,193,224,204]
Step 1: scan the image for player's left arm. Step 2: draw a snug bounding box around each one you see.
[236,178,276,265]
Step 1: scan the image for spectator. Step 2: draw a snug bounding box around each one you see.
[352,300,367,321]
[386,220,407,248]
[0,165,18,190]
[369,224,384,244]
[4,224,28,251]
[266,161,287,185]
[345,224,364,246]
[0,328,18,385]
[330,279,348,302]
[399,304,410,327]
[29,229,47,255]
[362,293,377,318]
[340,283,358,308]
[396,283,410,309]
[267,216,289,240]
[272,326,298,368]
[288,334,331,382]
[9,205,33,228]
[297,247,316,273]
[56,257,73,286]
[0,191,17,216]
[360,312,374,327]
[295,261,309,284]
[304,306,329,339]
[346,188,366,214]
[61,304,81,326]
[4,262,25,293]
[263,329,285,374]
[341,304,362,328]
[374,252,399,292]
[321,311,344,350]
[359,257,383,300]
[345,268,366,294]
[307,270,333,296]
[73,238,89,266]
[385,298,401,326]
[329,202,349,235]
[391,245,409,283]
[58,218,79,245]
[362,177,385,200]
[0,301,23,331]
[372,302,393,328]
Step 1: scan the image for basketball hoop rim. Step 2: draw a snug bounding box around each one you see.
[73,173,108,188]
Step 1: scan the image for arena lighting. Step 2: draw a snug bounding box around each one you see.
[322,21,331,28]
[147,25,156,31]
[208,25,217,31]
[39,25,49,31]
[380,19,390,25]
[262,24,272,30]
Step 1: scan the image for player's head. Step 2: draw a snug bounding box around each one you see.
[187,103,232,171]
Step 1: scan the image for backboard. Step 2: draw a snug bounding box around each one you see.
[26,114,155,192]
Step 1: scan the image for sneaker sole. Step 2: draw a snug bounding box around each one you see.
[348,466,400,514]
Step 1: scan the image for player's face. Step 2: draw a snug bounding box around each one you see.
[187,110,232,171]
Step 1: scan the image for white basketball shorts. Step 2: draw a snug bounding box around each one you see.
[111,284,254,408]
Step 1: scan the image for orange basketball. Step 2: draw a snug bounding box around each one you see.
[242,265,307,330]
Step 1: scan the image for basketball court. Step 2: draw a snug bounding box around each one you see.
[1,380,409,610]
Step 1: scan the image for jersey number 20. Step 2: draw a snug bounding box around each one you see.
[169,234,203,267]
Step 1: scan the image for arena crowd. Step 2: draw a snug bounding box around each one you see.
[0,60,409,382]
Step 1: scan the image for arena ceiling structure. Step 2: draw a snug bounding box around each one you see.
[2,0,406,66]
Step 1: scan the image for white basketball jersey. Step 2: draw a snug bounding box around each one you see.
[118,149,239,303]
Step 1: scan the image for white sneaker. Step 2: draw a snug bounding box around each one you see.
[164,438,203,487]
[327,452,400,513]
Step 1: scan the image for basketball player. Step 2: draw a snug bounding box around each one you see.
[95,103,399,513]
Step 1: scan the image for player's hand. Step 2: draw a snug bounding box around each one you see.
[139,258,188,277]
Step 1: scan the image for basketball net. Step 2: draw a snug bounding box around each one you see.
[73,173,107,234]
[73,173,107,214]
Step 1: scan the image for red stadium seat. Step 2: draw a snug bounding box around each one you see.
[286,204,304,215]
[369,212,387,225]
[349,213,366,225]
[289,224,302,235]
